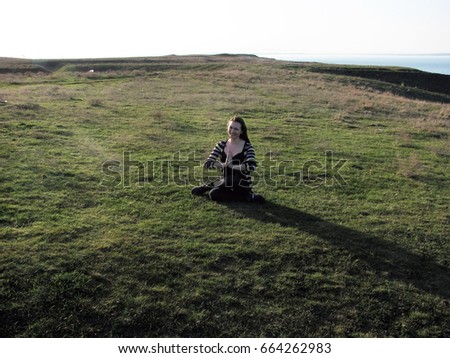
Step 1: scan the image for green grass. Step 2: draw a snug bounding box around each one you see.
[1,55,449,337]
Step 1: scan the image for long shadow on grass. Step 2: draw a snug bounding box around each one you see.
[220,200,450,299]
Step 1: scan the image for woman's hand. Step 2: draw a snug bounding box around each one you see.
[213,150,233,171]
[214,162,225,170]
[213,161,239,171]
[227,162,244,171]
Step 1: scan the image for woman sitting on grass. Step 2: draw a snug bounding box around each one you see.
[191,116,264,202]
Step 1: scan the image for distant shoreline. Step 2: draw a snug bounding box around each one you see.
[258,53,450,75]
[258,52,450,56]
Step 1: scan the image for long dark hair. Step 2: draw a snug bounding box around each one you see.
[229,115,250,143]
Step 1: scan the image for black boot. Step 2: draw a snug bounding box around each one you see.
[191,185,212,196]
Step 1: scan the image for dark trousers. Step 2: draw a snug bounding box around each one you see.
[208,186,251,202]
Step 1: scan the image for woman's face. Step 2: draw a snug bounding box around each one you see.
[227,121,242,140]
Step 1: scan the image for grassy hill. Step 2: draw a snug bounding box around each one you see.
[1,55,449,337]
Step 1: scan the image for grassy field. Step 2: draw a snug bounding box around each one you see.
[1,55,449,337]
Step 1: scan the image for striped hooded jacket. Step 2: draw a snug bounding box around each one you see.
[204,140,257,191]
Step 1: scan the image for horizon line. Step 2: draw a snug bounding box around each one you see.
[2,52,450,61]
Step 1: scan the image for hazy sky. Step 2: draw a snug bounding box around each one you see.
[2,0,449,59]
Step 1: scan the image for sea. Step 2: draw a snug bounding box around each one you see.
[257,54,450,76]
